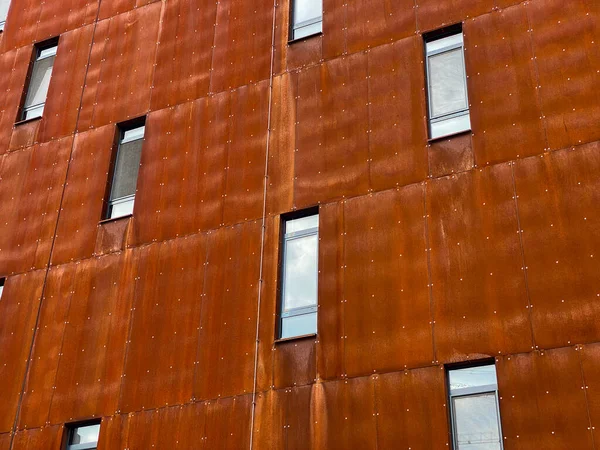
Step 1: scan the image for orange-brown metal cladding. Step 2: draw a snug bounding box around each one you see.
[0,0,599,448]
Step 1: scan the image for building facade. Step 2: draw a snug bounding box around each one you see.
[0,0,599,448]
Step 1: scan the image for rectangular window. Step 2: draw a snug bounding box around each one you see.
[0,278,4,299]
[448,363,503,450]
[0,0,10,31]
[425,29,471,139]
[290,0,322,41]
[66,422,100,450]
[105,123,145,220]
[21,40,58,121]
[278,211,319,339]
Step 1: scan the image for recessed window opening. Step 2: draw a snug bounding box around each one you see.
[20,39,58,121]
[278,210,319,339]
[0,0,10,31]
[66,422,100,450]
[105,121,145,220]
[448,363,503,450]
[290,0,322,41]
[0,278,5,299]
[425,28,471,139]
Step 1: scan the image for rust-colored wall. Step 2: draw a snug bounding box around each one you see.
[0,0,599,448]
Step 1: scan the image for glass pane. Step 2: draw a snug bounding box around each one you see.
[24,104,44,120]
[454,394,502,450]
[449,365,498,393]
[23,53,55,109]
[109,196,135,219]
[0,0,10,22]
[71,424,100,444]
[429,47,468,118]
[281,312,317,339]
[0,285,4,299]
[430,112,471,139]
[283,233,318,311]
[294,0,322,27]
[286,214,319,234]
[293,21,322,40]
[110,138,143,200]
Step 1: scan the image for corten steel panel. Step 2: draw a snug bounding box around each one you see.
[204,395,252,450]
[295,53,370,208]
[36,24,95,144]
[17,265,75,429]
[497,348,594,450]
[0,434,9,450]
[0,0,96,52]
[513,143,600,349]
[316,202,345,380]
[465,6,547,166]
[428,133,474,178]
[12,425,63,450]
[194,222,261,401]
[427,165,533,363]
[0,47,31,154]
[256,216,279,392]
[0,138,71,276]
[48,252,135,424]
[251,390,286,450]
[286,385,318,450]
[94,216,132,255]
[315,377,377,450]
[120,234,206,412]
[149,0,217,111]
[133,94,229,245]
[98,0,160,21]
[345,0,416,54]
[321,0,347,60]
[273,338,317,389]
[0,270,45,432]
[51,125,115,266]
[375,366,449,450]
[223,80,269,226]
[415,0,494,33]
[9,119,41,152]
[266,73,296,217]
[580,343,600,445]
[367,37,429,192]
[123,409,156,450]
[343,187,434,378]
[527,0,600,151]
[77,3,161,131]
[96,414,130,450]
[209,0,273,93]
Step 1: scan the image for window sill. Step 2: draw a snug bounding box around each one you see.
[98,214,133,225]
[14,116,42,127]
[288,31,322,45]
[274,333,317,344]
[428,129,471,144]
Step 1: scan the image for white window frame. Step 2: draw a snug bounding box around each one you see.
[448,364,504,450]
[290,0,322,41]
[106,124,145,220]
[278,212,319,339]
[0,0,9,31]
[0,278,5,299]
[21,42,58,121]
[425,31,471,139]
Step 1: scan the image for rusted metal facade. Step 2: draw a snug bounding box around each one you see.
[0,0,599,448]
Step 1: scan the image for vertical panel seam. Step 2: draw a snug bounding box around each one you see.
[207,0,220,95]
[249,0,278,444]
[423,181,437,363]
[577,345,597,450]
[510,162,536,351]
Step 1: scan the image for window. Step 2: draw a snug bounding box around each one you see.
[448,363,503,450]
[425,29,471,139]
[105,123,145,220]
[290,0,322,41]
[0,0,10,31]
[66,422,100,450]
[0,278,4,299]
[278,211,319,339]
[21,40,58,121]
